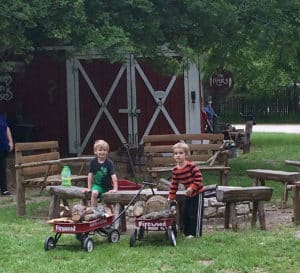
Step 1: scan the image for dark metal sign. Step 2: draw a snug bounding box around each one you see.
[210,70,233,92]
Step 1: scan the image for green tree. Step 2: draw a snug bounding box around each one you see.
[0,0,299,92]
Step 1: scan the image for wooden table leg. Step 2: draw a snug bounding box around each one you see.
[257,201,266,230]
[220,170,228,186]
[282,182,289,208]
[230,202,238,232]
[292,186,300,225]
[49,195,60,219]
[251,201,258,228]
[113,203,127,232]
[224,203,231,229]
[252,178,258,186]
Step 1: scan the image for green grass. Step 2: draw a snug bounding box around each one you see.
[1,132,300,273]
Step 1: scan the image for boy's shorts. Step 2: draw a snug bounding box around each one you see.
[91,184,106,199]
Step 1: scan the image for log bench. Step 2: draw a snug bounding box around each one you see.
[246,169,300,208]
[46,185,91,219]
[285,160,300,172]
[15,141,93,216]
[46,179,141,223]
[143,133,230,185]
[216,186,273,231]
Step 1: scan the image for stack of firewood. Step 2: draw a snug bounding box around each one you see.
[132,195,176,220]
[56,203,111,223]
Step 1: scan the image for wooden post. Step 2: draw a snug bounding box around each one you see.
[291,183,300,225]
[251,201,258,228]
[113,203,127,232]
[258,201,266,230]
[243,121,253,154]
[16,176,25,216]
[230,203,238,231]
[49,195,60,219]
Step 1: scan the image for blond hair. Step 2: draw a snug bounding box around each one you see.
[94,139,110,153]
[172,142,190,155]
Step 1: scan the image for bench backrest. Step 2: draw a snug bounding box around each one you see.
[143,133,226,167]
[15,141,61,177]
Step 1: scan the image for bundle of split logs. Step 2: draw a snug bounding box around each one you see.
[132,195,176,220]
[57,203,111,223]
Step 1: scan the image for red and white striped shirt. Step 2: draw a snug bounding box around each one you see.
[168,161,204,200]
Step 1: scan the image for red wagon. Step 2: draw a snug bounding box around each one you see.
[44,179,144,252]
[130,211,178,247]
[44,215,120,252]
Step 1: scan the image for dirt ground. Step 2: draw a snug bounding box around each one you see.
[202,203,295,232]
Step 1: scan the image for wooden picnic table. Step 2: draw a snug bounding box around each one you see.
[246,169,300,207]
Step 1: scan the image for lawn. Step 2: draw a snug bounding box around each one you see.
[1,132,300,273]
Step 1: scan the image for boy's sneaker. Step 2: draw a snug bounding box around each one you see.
[2,191,12,196]
[185,235,195,239]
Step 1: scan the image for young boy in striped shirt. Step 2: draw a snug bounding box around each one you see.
[168,142,205,238]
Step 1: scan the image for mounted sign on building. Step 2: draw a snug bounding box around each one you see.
[209,68,234,95]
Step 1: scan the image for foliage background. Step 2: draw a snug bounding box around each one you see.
[1,0,300,97]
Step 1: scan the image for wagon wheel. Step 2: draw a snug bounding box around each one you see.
[130,229,137,247]
[172,223,179,238]
[138,227,144,240]
[108,229,120,243]
[83,237,94,252]
[167,229,176,247]
[44,236,56,251]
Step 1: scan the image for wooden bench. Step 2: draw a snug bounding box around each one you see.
[15,141,93,216]
[216,186,273,231]
[143,133,230,185]
[246,169,300,208]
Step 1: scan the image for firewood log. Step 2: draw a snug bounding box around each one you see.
[139,206,176,220]
[59,204,72,217]
[83,206,107,221]
[132,201,145,217]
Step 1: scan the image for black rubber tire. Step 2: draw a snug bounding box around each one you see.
[138,227,144,240]
[83,237,94,252]
[167,229,176,247]
[172,223,179,237]
[130,229,137,247]
[108,229,120,243]
[44,236,56,251]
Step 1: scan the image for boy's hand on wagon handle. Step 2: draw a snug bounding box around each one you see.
[185,187,194,197]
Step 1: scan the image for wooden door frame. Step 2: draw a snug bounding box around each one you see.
[66,55,201,154]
